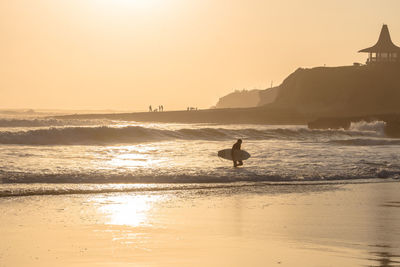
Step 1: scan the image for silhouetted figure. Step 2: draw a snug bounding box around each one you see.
[149,105,152,112]
[161,105,164,111]
[232,139,243,167]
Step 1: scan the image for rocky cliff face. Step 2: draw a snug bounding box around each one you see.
[271,65,400,117]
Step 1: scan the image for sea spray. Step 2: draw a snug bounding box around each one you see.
[349,120,386,136]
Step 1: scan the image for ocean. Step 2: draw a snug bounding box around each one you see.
[0,116,399,197]
[2,115,400,266]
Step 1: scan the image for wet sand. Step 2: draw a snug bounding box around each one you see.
[1,180,400,266]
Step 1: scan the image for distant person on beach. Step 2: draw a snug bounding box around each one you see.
[232,139,243,167]
[149,105,152,112]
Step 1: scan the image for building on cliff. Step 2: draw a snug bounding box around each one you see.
[359,24,400,64]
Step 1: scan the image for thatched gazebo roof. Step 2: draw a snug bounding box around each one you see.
[359,24,400,53]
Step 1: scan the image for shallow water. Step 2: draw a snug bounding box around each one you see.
[0,117,399,197]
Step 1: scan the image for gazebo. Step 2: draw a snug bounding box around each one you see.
[359,24,400,64]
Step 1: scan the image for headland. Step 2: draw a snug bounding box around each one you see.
[55,64,400,136]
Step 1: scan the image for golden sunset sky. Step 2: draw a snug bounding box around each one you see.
[1,0,399,111]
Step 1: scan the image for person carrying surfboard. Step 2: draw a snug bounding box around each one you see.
[232,139,243,167]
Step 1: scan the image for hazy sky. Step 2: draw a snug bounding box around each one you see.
[1,0,400,111]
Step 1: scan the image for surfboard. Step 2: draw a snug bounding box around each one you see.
[217,149,251,161]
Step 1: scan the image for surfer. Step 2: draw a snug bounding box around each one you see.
[232,139,243,167]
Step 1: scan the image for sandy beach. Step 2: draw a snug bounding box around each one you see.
[1,180,400,267]
[53,107,309,125]
[3,1,400,266]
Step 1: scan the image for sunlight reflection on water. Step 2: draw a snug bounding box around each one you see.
[107,145,164,168]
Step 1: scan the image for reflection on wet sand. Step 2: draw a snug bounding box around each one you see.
[85,181,400,266]
[367,198,400,267]
[96,194,162,227]
[368,249,400,267]
[1,181,400,266]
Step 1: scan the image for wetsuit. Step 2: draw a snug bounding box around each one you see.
[232,142,243,167]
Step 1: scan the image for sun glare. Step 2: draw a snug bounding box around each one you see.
[93,0,165,10]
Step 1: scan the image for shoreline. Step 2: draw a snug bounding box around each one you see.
[0,178,395,198]
[52,107,309,125]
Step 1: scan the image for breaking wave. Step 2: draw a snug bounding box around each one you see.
[0,125,387,145]
[329,138,400,146]
[0,118,112,127]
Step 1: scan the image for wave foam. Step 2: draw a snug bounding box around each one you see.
[329,138,400,146]
[0,175,391,197]
[349,120,386,136]
[0,125,385,145]
[0,118,111,127]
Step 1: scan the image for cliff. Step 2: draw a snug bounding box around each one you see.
[258,86,279,106]
[215,87,279,109]
[271,64,400,117]
[214,89,261,108]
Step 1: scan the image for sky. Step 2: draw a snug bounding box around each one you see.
[1,0,400,111]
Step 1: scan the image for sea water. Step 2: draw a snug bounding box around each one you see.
[0,116,399,197]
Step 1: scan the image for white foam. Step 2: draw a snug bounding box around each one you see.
[349,120,386,136]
